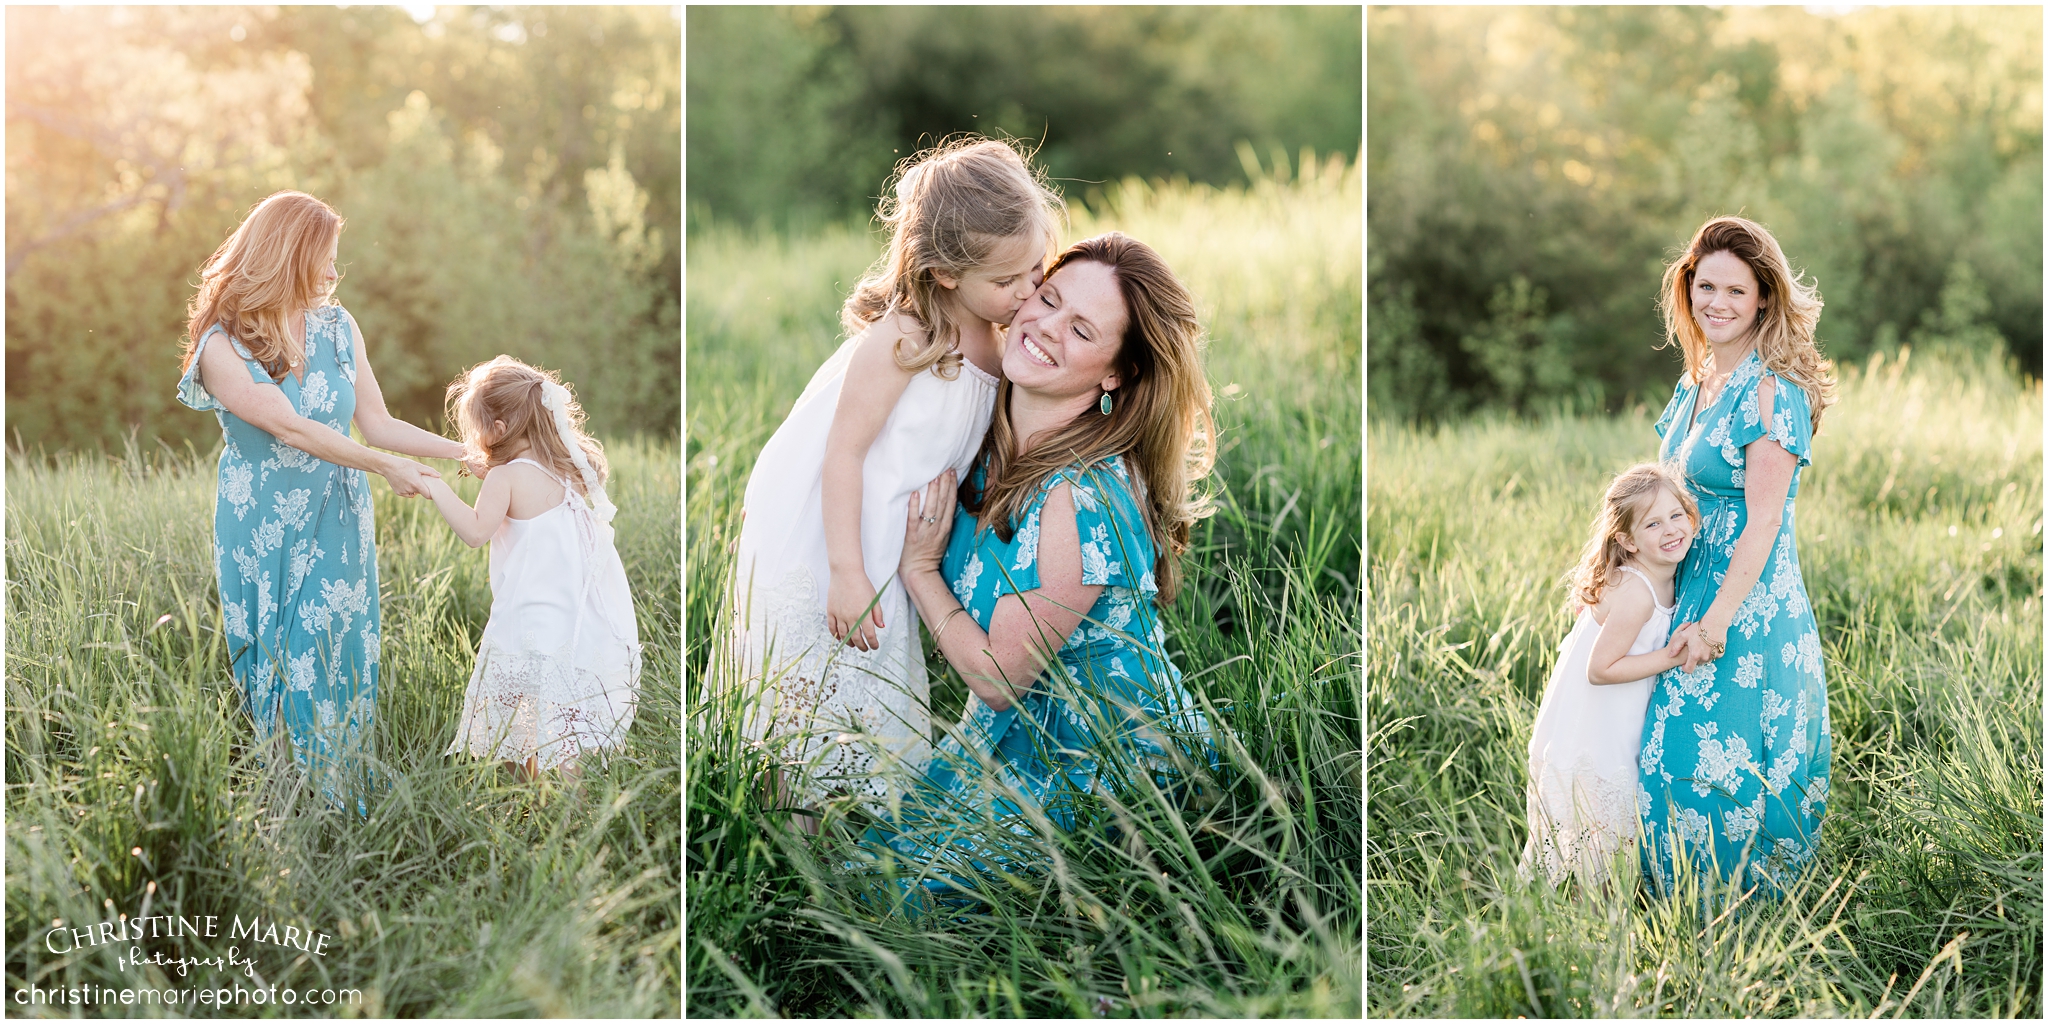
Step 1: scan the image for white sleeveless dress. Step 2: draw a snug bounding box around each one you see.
[446,458,641,770]
[1520,565,1672,886]
[727,339,998,799]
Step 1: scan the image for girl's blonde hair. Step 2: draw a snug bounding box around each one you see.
[965,232,1215,606]
[1568,463,1699,612]
[841,136,1064,378]
[182,190,344,382]
[445,355,607,491]
[1658,215,1838,433]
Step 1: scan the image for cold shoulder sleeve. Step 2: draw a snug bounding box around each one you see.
[991,458,1159,600]
[1732,369,1814,468]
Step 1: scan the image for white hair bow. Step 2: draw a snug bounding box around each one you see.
[540,379,617,525]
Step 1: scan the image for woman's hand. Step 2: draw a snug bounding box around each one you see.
[1678,619,1728,671]
[462,455,491,480]
[901,470,958,577]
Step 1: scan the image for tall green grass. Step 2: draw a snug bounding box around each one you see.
[5,438,680,1017]
[685,155,1362,1016]
[1367,349,2043,1016]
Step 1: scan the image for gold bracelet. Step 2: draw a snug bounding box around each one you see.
[933,606,968,645]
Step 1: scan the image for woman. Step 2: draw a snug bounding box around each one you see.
[863,232,1218,908]
[175,190,465,815]
[1638,216,1837,896]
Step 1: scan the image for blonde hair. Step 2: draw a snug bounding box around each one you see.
[182,190,343,381]
[1658,216,1838,433]
[445,355,607,491]
[1568,463,1699,612]
[841,136,1063,378]
[966,233,1215,606]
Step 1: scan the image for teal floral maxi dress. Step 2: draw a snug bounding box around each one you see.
[1640,350,1829,895]
[863,455,1216,909]
[177,306,381,815]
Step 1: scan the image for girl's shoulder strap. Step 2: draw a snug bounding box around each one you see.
[1613,563,1670,610]
[504,457,568,487]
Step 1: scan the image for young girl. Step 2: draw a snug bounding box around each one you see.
[728,137,1062,817]
[425,356,641,780]
[1521,463,1699,888]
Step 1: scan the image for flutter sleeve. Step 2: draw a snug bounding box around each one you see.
[175,325,237,413]
[1653,379,1690,442]
[1732,369,1815,468]
[991,461,1158,600]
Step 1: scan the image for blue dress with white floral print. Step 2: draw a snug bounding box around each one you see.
[863,455,1215,906]
[177,305,381,815]
[1640,350,1829,896]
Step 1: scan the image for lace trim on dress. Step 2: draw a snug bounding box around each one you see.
[445,641,642,770]
[738,562,930,801]
[1520,754,1643,887]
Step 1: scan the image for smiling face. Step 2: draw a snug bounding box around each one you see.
[1004,259,1129,401]
[1690,249,1763,348]
[1617,485,1695,571]
[935,232,1046,327]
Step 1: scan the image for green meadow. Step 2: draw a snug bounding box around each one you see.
[5,440,680,1017]
[1368,351,2043,1017]
[685,158,1362,1016]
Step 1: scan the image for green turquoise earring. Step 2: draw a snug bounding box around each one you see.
[1099,390,1114,415]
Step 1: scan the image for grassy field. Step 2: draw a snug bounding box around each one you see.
[1368,349,2043,1017]
[685,157,1362,1016]
[5,438,680,1017]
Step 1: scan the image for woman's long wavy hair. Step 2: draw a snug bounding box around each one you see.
[1567,463,1699,613]
[182,191,343,382]
[841,136,1063,379]
[446,355,608,491]
[964,232,1216,606]
[1658,215,1837,433]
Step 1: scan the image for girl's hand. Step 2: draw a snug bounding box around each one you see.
[382,457,439,498]
[1664,622,1697,667]
[827,573,884,651]
[902,470,958,577]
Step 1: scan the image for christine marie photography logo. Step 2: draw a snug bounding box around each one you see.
[15,896,363,1011]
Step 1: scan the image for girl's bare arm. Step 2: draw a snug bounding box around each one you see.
[821,316,921,650]
[1586,579,1683,684]
[425,470,514,548]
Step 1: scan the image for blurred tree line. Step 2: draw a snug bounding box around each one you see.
[7,5,679,452]
[686,6,1361,231]
[1368,6,2042,422]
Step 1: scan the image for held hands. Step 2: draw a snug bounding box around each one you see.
[826,573,885,652]
[382,457,442,498]
[1669,620,1730,671]
[901,470,958,577]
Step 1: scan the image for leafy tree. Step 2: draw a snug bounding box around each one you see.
[6,5,679,451]
[686,6,1361,230]
[1368,6,2041,422]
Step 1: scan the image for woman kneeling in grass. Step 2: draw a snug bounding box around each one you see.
[864,233,1219,911]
